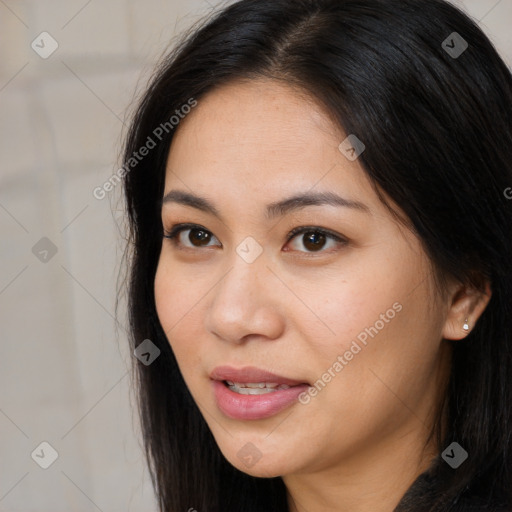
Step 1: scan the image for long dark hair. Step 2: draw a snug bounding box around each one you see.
[120,0,512,510]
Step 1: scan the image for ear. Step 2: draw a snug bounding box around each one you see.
[442,280,492,340]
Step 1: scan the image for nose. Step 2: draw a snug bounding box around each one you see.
[204,249,285,345]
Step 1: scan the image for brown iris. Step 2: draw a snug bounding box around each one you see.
[189,228,211,246]
[301,231,326,252]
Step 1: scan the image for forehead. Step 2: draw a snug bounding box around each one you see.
[169,78,340,156]
[164,79,381,217]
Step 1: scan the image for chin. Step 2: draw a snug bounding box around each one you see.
[214,436,302,478]
[228,455,291,479]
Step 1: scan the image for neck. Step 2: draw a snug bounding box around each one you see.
[285,418,440,512]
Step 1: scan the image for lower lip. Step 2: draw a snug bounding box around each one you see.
[212,380,310,420]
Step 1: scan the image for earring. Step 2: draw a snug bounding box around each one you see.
[462,318,470,331]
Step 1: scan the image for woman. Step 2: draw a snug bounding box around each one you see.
[120,0,512,510]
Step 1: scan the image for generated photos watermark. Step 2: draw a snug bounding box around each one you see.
[93,97,198,200]
[298,301,403,404]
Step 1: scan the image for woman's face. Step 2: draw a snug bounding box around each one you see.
[154,78,453,479]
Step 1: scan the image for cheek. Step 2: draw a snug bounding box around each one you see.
[301,266,407,359]
[314,279,442,424]
[154,253,207,333]
[154,258,204,371]
[154,259,176,335]
[304,256,441,400]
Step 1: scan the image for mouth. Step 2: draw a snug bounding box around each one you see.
[210,365,311,420]
[210,365,310,389]
[223,381,295,394]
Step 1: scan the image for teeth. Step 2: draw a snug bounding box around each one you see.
[226,381,292,394]
[230,385,276,395]
[233,382,282,388]
[236,382,280,388]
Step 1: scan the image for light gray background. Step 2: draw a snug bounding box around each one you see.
[0,0,510,510]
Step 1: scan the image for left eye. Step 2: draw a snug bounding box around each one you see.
[163,224,347,254]
[285,226,347,253]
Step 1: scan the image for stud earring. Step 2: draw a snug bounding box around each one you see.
[462,318,470,331]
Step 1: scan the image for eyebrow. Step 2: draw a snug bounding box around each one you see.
[161,189,370,221]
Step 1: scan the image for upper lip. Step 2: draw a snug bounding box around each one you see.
[210,365,309,386]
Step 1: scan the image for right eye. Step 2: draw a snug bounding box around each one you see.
[163,223,221,250]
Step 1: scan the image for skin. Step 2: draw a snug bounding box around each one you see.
[154,78,490,512]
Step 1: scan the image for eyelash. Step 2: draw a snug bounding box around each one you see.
[163,223,348,255]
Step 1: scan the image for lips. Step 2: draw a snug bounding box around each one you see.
[210,365,311,420]
[210,365,309,387]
